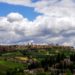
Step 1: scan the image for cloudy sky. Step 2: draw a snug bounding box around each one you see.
[0,0,75,46]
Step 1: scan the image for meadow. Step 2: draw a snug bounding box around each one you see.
[0,45,74,75]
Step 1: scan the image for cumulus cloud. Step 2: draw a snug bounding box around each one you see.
[0,0,75,46]
[0,0,32,6]
[7,13,24,22]
[0,12,75,46]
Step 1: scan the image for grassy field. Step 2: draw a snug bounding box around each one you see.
[0,45,74,75]
[0,60,24,69]
[2,51,23,56]
[0,59,25,75]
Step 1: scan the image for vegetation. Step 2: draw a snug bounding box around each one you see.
[0,45,75,75]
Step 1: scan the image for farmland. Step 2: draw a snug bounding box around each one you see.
[0,44,75,75]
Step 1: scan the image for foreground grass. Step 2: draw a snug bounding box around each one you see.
[0,60,24,69]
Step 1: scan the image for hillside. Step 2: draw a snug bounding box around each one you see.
[0,44,75,75]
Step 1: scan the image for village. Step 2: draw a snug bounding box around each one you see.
[0,44,74,75]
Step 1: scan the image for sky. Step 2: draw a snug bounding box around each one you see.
[0,0,75,46]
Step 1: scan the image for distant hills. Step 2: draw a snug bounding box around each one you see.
[0,44,74,51]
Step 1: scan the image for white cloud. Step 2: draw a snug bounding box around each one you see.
[0,0,32,6]
[7,13,24,22]
[0,0,75,46]
[0,12,75,46]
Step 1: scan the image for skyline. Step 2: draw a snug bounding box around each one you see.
[0,0,75,46]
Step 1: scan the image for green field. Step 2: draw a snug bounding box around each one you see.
[0,46,74,75]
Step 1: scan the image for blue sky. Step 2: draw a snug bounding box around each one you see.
[32,0,40,3]
[0,0,75,46]
[0,2,41,21]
